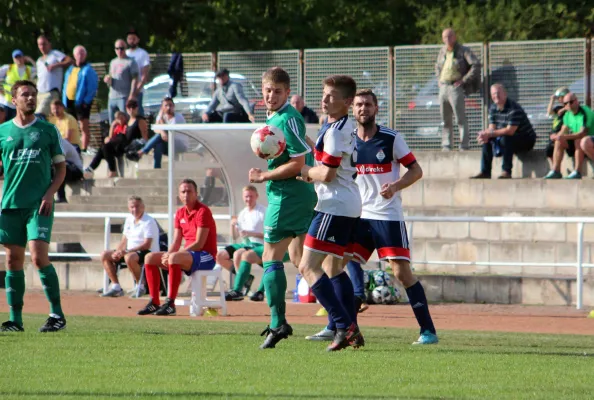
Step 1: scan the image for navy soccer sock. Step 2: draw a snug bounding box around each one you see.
[346,260,365,299]
[311,273,351,330]
[406,281,436,334]
[331,271,357,326]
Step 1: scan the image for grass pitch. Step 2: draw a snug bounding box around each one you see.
[1,314,593,400]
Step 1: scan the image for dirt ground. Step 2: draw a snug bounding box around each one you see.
[1,290,593,335]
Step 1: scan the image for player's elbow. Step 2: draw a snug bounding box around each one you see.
[409,162,423,181]
[321,167,337,183]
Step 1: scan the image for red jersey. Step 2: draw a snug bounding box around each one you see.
[113,123,127,136]
[174,202,217,257]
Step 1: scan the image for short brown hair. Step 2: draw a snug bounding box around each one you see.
[114,111,127,120]
[180,178,198,191]
[11,80,37,99]
[323,75,357,100]
[242,185,258,194]
[262,67,290,88]
[128,195,143,203]
[355,89,378,106]
[51,98,64,108]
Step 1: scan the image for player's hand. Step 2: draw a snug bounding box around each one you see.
[104,137,111,144]
[248,113,256,123]
[296,175,313,183]
[201,113,209,122]
[112,250,124,261]
[39,193,54,216]
[380,182,397,199]
[249,168,265,183]
[104,75,112,85]
[161,252,170,267]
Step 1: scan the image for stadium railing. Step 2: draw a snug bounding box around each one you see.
[1,213,591,309]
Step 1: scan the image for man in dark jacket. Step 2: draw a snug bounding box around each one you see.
[436,28,481,151]
[290,95,319,124]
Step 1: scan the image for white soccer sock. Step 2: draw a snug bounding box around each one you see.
[111,283,121,291]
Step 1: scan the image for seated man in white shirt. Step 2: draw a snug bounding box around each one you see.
[100,196,160,297]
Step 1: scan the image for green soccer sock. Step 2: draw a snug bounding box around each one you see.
[262,261,287,329]
[232,261,252,291]
[38,264,64,318]
[256,275,265,293]
[6,270,25,326]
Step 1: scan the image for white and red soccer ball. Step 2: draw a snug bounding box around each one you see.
[250,125,286,160]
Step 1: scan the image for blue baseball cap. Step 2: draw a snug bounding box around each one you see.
[12,49,24,58]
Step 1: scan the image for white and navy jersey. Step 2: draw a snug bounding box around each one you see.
[313,115,362,218]
[355,125,416,221]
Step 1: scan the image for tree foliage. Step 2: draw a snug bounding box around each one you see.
[0,0,591,63]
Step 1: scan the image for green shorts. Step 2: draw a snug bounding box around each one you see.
[224,243,253,259]
[251,244,290,262]
[264,200,315,244]
[0,207,54,247]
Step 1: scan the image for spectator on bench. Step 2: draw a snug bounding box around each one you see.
[137,96,188,169]
[545,93,594,179]
[100,196,160,298]
[83,99,147,179]
[201,68,255,123]
[55,137,83,204]
[137,179,217,316]
[290,95,319,124]
[471,84,536,179]
[48,99,82,153]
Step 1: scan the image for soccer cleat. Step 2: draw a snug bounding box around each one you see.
[355,295,369,314]
[100,287,124,297]
[0,321,24,332]
[154,299,176,316]
[39,315,66,332]
[565,170,582,180]
[326,323,361,352]
[412,330,439,345]
[305,327,335,341]
[137,300,160,315]
[242,274,255,296]
[225,290,244,301]
[351,330,366,349]
[544,170,562,179]
[259,323,293,349]
[249,290,265,302]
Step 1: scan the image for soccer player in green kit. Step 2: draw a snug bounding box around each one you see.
[0,80,67,332]
[248,67,317,349]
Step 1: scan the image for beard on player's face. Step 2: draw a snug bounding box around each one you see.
[356,114,376,128]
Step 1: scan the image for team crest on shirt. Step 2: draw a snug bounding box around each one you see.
[376,149,385,162]
[180,219,186,224]
[29,131,40,143]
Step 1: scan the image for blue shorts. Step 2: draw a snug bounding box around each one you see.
[304,211,358,258]
[185,251,216,276]
[350,218,410,263]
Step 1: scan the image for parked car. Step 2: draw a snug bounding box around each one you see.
[142,71,260,121]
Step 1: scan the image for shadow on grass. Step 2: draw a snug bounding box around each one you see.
[0,391,456,399]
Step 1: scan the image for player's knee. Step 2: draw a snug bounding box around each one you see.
[145,252,160,265]
[31,254,49,269]
[100,250,110,261]
[233,249,244,264]
[124,252,137,264]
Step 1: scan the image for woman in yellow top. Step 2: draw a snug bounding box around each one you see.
[48,99,82,153]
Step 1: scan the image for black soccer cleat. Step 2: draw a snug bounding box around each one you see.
[225,290,245,301]
[0,320,24,332]
[327,323,361,352]
[249,290,265,302]
[39,315,67,332]
[137,300,160,315]
[154,298,176,316]
[259,323,293,349]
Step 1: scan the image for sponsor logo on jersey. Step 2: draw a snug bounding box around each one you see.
[376,150,386,162]
[29,131,40,143]
[38,227,49,232]
[356,163,393,174]
[10,148,41,161]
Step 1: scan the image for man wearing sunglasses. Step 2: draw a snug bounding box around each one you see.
[545,93,594,179]
[104,39,139,123]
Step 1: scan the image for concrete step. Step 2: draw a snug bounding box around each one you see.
[402,178,594,210]
[412,149,594,179]
[404,206,594,243]
[54,203,230,218]
[68,194,173,206]
[411,238,592,278]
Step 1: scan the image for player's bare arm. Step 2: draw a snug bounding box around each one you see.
[184,227,209,252]
[300,163,338,184]
[380,161,423,199]
[40,161,66,216]
[249,155,305,183]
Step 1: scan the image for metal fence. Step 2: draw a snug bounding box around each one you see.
[489,39,587,150]
[394,43,485,150]
[218,50,301,123]
[303,47,391,126]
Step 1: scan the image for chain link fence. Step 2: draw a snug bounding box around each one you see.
[218,50,301,123]
[394,43,485,150]
[303,47,391,126]
[489,39,587,150]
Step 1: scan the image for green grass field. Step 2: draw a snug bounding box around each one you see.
[1,314,593,400]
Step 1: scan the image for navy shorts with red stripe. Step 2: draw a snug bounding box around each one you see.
[304,211,358,258]
[350,218,410,263]
[185,251,216,276]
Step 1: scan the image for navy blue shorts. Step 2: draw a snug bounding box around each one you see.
[350,218,410,263]
[304,211,358,258]
[185,251,216,276]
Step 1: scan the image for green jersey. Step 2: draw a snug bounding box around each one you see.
[0,118,65,209]
[563,105,594,136]
[265,103,316,204]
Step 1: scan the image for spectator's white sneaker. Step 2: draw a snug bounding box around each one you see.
[130,286,147,298]
[100,287,124,297]
[305,328,335,341]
